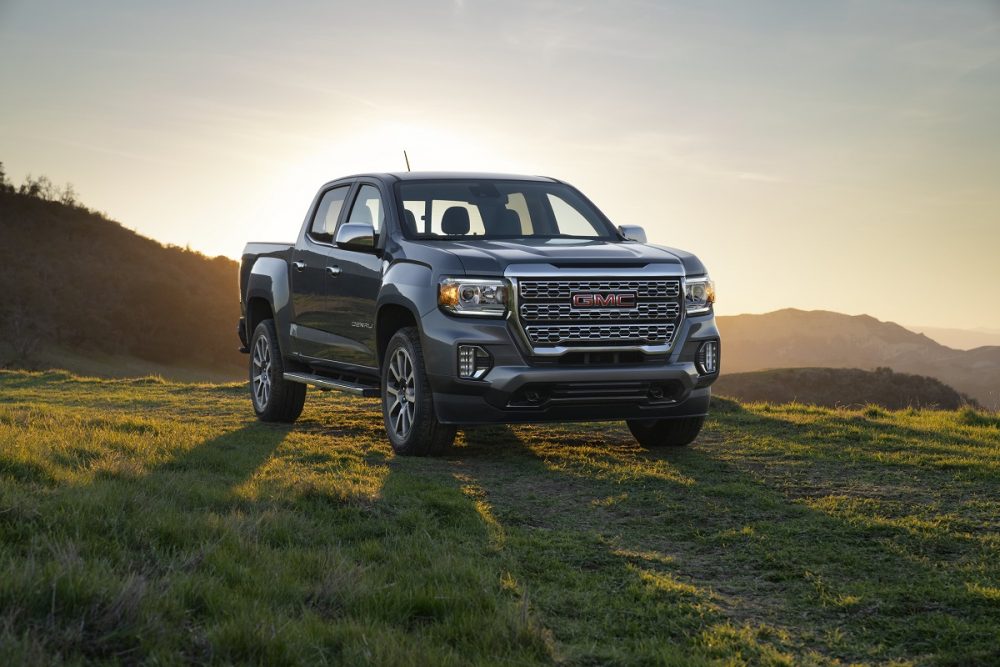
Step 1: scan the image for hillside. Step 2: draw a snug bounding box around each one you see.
[718,309,1000,410]
[714,366,975,409]
[0,190,243,378]
[2,370,999,664]
[907,324,1000,351]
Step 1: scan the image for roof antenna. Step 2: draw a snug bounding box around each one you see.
[403,150,411,172]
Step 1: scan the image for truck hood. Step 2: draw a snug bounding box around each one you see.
[426,238,705,276]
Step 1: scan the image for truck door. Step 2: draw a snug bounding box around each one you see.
[289,183,351,359]
[322,182,385,367]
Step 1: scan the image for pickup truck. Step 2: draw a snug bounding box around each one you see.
[238,172,720,455]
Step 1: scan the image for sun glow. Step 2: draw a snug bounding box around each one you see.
[247,122,531,250]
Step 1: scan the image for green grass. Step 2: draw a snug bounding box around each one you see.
[1,370,999,665]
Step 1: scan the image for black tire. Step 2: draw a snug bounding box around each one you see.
[381,327,455,456]
[249,319,306,423]
[627,416,705,448]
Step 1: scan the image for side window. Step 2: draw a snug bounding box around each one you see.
[547,193,603,236]
[346,184,384,234]
[309,186,350,243]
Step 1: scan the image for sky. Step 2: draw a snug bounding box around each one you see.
[1,0,998,328]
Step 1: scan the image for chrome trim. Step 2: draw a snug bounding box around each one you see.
[504,264,686,357]
[335,221,376,249]
[519,279,680,299]
[521,301,680,321]
[283,371,379,397]
[617,224,647,243]
[525,322,677,345]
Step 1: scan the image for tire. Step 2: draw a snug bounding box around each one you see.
[249,319,306,423]
[381,327,455,456]
[627,416,705,448]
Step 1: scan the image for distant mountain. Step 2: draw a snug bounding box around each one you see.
[714,367,974,410]
[905,325,1000,351]
[718,309,1000,410]
[0,189,243,379]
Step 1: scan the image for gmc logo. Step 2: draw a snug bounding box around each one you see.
[571,292,637,308]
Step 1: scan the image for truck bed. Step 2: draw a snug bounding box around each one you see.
[240,242,293,303]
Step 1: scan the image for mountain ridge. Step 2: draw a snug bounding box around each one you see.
[717,309,1000,409]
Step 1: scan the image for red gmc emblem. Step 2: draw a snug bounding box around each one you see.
[571,292,637,308]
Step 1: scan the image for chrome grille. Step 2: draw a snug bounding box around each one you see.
[525,323,676,345]
[521,302,680,321]
[519,279,679,300]
[516,277,682,348]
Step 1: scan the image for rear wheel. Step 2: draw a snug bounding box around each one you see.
[382,327,455,456]
[249,319,306,422]
[627,416,705,448]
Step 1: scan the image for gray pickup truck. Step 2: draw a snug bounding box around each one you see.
[239,173,720,455]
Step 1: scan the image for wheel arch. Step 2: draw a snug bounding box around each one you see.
[376,300,420,367]
[245,257,294,356]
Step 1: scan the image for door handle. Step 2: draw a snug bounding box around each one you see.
[326,266,343,277]
[292,261,306,272]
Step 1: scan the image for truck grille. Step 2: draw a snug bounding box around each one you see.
[517,278,682,348]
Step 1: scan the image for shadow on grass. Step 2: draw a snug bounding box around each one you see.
[0,422,291,661]
[454,418,1000,665]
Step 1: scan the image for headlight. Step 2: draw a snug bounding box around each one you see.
[685,276,715,315]
[438,278,508,317]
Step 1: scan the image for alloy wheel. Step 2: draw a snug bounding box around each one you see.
[386,347,416,439]
[252,334,272,409]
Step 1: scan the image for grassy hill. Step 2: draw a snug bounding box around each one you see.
[718,309,1000,410]
[0,189,243,379]
[2,370,999,665]
[714,366,976,410]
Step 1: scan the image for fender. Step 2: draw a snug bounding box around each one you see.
[246,257,294,356]
[376,261,436,364]
[380,261,436,318]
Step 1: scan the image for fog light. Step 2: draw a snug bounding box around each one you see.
[458,345,492,379]
[696,341,719,375]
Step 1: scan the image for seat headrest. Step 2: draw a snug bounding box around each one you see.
[402,209,417,235]
[441,207,470,235]
[351,203,373,225]
[493,209,521,236]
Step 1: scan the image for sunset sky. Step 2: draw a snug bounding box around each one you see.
[2,1,998,329]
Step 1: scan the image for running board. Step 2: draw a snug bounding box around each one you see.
[283,372,380,398]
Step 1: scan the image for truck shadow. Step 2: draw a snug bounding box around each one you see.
[453,417,1000,664]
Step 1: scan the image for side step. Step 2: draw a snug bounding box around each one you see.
[283,372,380,398]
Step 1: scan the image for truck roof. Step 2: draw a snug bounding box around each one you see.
[349,171,559,183]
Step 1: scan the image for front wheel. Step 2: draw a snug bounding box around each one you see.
[382,327,455,456]
[249,319,306,422]
[627,416,705,448]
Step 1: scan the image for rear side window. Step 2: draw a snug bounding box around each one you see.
[309,186,350,243]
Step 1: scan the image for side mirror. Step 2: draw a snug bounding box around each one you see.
[335,222,376,250]
[618,224,647,243]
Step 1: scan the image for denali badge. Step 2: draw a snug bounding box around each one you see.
[571,292,637,308]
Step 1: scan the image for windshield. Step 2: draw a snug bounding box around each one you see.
[396,180,618,241]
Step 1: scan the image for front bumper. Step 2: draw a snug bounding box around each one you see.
[420,307,720,425]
